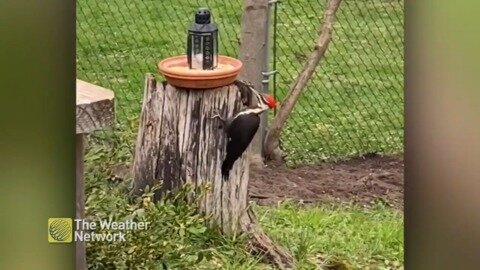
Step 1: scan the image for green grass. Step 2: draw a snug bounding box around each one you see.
[256,201,404,269]
[84,163,403,269]
[83,142,404,269]
[77,0,404,165]
[85,143,403,269]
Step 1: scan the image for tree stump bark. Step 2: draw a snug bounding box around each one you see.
[133,74,294,268]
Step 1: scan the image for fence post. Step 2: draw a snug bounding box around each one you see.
[238,0,271,164]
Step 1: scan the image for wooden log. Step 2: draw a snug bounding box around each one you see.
[76,79,115,134]
[76,79,115,270]
[133,74,294,268]
[76,134,86,270]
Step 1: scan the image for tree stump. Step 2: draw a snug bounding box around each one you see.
[133,74,294,268]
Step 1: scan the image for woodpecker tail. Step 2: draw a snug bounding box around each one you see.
[221,158,235,181]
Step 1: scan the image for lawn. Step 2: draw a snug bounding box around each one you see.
[77,0,404,164]
[83,141,404,269]
[84,163,403,269]
[258,201,403,269]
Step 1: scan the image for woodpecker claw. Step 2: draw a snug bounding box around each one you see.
[211,110,226,131]
[210,110,224,121]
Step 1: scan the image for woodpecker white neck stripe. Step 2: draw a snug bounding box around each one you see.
[233,106,269,119]
[246,85,272,107]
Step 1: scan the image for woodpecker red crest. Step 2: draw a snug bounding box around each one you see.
[264,95,277,108]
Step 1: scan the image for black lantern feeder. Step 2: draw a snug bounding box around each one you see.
[187,8,219,70]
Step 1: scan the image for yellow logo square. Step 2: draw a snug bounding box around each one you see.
[48,218,73,243]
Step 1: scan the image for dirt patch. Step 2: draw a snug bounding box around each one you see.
[249,154,404,210]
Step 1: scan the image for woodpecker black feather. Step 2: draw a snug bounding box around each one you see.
[221,113,261,180]
[233,79,254,106]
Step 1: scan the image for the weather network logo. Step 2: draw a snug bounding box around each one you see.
[48,218,73,243]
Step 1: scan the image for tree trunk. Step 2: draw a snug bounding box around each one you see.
[264,0,342,160]
[238,0,270,165]
[132,74,294,268]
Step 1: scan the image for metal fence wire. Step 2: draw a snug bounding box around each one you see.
[77,0,404,165]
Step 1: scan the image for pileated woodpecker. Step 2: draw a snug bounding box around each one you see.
[211,81,277,181]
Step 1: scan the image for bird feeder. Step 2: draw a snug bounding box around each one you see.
[158,8,242,89]
[187,8,218,70]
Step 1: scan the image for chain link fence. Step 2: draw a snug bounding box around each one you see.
[77,0,404,165]
[272,0,404,163]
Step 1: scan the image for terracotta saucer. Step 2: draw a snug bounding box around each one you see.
[158,55,243,89]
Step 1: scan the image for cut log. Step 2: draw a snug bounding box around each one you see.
[133,74,294,269]
[76,80,116,270]
[76,79,115,134]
